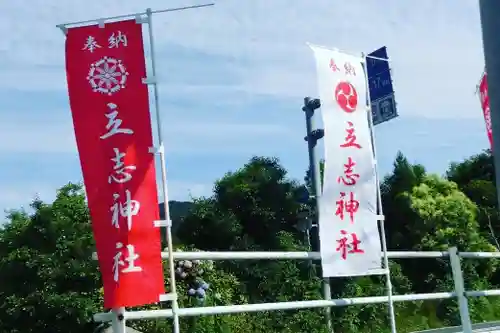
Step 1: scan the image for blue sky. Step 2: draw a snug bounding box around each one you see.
[0,0,489,219]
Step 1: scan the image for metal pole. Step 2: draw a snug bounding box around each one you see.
[449,247,473,333]
[56,3,214,29]
[145,8,180,333]
[111,307,126,333]
[305,228,312,250]
[303,97,334,333]
[362,55,397,333]
[479,0,500,208]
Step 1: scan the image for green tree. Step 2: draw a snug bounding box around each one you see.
[159,200,194,245]
[381,152,427,251]
[178,157,328,333]
[130,246,253,333]
[446,150,500,249]
[0,183,101,333]
[446,149,494,185]
[4,151,500,333]
[304,156,419,332]
[406,174,494,252]
[379,152,500,327]
[178,156,426,333]
[403,174,498,325]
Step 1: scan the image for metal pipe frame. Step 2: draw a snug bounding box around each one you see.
[95,291,456,322]
[94,287,500,321]
[160,250,450,260]
[92,250,451,261]
[93,249,500,329]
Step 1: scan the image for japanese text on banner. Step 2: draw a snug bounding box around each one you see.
[309,45,382,277]
[65,19,165,308]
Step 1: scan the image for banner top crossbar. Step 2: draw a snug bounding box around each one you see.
[306,42,391,63]
[365,55,391,62]
[56,3,214,29]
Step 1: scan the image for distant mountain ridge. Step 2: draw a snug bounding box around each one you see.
[158,201,194,242]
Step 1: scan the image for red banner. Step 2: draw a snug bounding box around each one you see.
[65,19,165,308]
[479,72,493,149]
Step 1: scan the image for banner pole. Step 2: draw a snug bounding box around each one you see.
[362,54,397,333]
[111,307,126,333]
[145,8,180,333]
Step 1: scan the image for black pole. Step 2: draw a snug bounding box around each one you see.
[479,0,500,208]
[303,97,333,333]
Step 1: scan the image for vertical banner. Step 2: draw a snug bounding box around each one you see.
[309,45,382,277]
[65,19,165,308]
[478,72,493,149]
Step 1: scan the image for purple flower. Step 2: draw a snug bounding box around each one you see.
[187,288,196,296]
[196,288,206,298]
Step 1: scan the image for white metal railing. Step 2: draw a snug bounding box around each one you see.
[161,250,450,260]
[411,321,500,333]
[93,248,500,333]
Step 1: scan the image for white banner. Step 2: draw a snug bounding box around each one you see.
[309,45,382,277]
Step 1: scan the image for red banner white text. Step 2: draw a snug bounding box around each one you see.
[479,72,493,149]
[309,45,382,277]
[65,19,165,308]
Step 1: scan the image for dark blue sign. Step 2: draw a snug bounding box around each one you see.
[367,46,398,125]
[367,46,389,76]
[368,69,393,102]
[371,95,397,126]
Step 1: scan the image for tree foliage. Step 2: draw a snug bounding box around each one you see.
[178,157,328,333]
[2,150,500,332]
[446,150,500,249]
[0,184,101,333]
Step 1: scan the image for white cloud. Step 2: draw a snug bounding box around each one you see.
[0,0,491,218]
[0,108,291,154]
[0,0,486,119]
[0,111,77,154]
[0,67,67,92]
